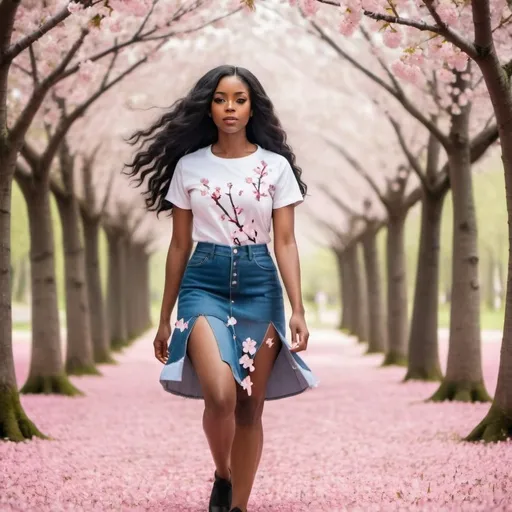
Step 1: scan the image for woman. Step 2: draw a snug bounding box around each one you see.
[126,65,317,512]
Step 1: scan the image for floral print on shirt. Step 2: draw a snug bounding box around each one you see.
[199,160,274,246]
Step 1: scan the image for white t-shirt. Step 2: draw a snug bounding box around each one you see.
[165,145,303,246]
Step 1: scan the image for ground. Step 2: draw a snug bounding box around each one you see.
[1,327,511,511]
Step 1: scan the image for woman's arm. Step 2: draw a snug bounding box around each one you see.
[272,205,309,352]
[159,207,194,326]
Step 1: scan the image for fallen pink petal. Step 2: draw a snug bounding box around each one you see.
[3,330,511,511]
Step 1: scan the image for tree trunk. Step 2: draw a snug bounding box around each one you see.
[383,213,408,366]
[17,183,81,395]
[346,243,368,342]
[106,229,128,350]
[405,189,445,381]
[431,102,490,403]
[335,250,351,331]
[125,241,139,340]
[0,151,46,440]
[54,192,99,376]
[466,33,512,439]
[141,249,152,331]
[82,212,114,364]
[362,228,387,353]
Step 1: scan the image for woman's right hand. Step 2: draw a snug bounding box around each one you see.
[154,324,171,364]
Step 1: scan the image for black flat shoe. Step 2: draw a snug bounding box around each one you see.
[208,471,232,512]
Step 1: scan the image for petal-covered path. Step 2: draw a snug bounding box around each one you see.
[2,329,512,512]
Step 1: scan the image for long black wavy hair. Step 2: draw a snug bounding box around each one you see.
[125,65,307,214]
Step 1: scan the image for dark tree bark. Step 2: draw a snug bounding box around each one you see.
[405,188,446,381]
[16,175,81,396]
[383,212,408,366]
[81,212,113,364]
[106,228,128,350]
[431,89,490,403]
[362,226,387,354]
[53,142,99,376]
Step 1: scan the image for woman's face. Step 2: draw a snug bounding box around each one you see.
[210,75,252,134]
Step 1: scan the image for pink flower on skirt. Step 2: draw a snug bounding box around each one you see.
[242,337,257,355]
[239,354,255,372]
[175,318,188,332]
[265,337,274,348]
[241,376,253,396]
[226,316,237,327]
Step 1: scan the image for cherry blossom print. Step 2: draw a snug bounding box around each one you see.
[239,354,255,372]
[268,184,276,199]
[226,316,237,327]
[265,337,274,348]
[242,337,257,356]
[249,161,270,201]
[174,318,188,332]
[241,375,253,396]
[199,178,258,246]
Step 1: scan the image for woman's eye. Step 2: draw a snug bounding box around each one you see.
[213,98,224,103]
[237,99,247,104]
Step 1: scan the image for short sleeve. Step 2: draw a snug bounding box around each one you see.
[165,159,191,210]
[272,159,304,209]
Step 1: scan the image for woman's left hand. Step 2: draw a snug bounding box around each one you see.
[289,312,309,353]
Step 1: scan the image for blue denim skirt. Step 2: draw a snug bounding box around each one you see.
[159,242,318,400]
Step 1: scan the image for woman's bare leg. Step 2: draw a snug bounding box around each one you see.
[230,325,281,511]
[187,316,237,479]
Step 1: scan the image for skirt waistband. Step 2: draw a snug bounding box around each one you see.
[195,242,269,258]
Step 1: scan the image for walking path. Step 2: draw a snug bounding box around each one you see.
[2,329,511,511]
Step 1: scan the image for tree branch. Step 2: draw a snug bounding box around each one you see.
[318,183,363,219]
[385,113,428,190]
[28,44,39,85]
[1,1,100,65]
[309,19,450,148]
[362,4,478,59]
[9,29,87,148]
[470,0,494,56]
[324,137,389,208]
[0,0,21,63]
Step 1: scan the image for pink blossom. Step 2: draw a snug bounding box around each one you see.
[437,68,455,84]
[241,375,253,396]
[201,190,208,196]
[383,28,402,49]
[265,337,274,348]
[245,177,253,184]
[226,316,237,327]
[211,190,221,200]
[67,2,83,14]
[227,182,233,188]
[200,178,209,185]
[242,337,257,355]
[302,0,319,16]
[174,318,188,332]
[239,354,255,372]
